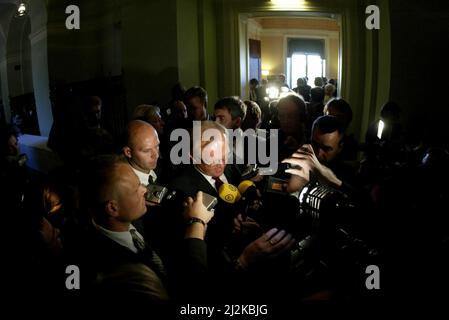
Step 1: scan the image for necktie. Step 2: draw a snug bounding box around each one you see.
[148,173,155,185]
[213,176,224,191]
[130,229,167,278]
[130,229,146,253]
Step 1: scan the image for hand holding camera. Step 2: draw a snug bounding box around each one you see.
[183,191,216,240]
[282,144,342,189]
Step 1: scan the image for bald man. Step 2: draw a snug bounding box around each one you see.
[79,154,214,310]
[123,120,160,186]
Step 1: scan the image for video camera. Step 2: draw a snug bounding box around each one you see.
[291,178,378,277]
[244,162,360,232]
[241,163,378,279]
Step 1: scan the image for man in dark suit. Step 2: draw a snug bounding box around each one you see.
[78,154,214,312]
[169,121,241,256]
[168,121,295,302]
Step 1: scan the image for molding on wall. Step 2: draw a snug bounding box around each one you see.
[247,18,262,40]
[260,28,339,39]
[255,16,338,22]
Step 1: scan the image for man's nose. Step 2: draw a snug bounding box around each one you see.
[318,149,326,162]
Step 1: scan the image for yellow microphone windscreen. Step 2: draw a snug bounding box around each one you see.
[218,183,241,204]
[238,180,256,194]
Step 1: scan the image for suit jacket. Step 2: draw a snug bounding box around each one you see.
[80,228,169,305]
[168,164,241,198]
[79,224,209,307]
[168,165,242,271]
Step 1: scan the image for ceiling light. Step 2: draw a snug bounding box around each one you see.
[17,3,27,17]
[270,0,301,5]
[270,0,307,9]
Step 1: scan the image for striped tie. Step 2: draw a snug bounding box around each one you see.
[130,229,167,278]
[130,229,146,253]
[213,176,224,191]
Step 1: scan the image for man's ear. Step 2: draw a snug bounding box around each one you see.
[234,117,242,128]
[123,146,132,158]
[104,200,119,218]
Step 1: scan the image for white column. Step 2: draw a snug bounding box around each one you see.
[29,27,52,137]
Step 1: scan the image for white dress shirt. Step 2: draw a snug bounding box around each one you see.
[195,165,228,191]
[93,220,144,254]
[132,167,158,186]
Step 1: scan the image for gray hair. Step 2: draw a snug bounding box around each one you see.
[132,104,161,121]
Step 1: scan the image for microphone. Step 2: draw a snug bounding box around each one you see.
[238,180,255,194]
[218,183,241,204]
[238,180,263,219]
[238,180,259,202]
[240,164,259,180]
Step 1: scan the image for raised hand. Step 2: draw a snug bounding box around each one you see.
[183,191,214,224]
[237,228,296,269]
[282,144,342,188]
[183,191,215,239]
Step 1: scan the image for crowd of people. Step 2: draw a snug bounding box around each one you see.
[1,77,448,316]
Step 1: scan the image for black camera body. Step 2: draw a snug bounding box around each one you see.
[255,175,377,281]
[145,184,218,211]
[145,184,174,205]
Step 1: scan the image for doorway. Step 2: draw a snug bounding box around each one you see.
[7,14,39,134]
[241,14,341,96]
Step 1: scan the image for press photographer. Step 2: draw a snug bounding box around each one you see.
[227,115,378,302]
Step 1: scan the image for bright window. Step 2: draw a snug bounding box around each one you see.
[289,53,325,87]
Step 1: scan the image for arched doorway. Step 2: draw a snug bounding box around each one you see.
[7,13,39,134]
[0,1,16,125]
[0,0,52,136]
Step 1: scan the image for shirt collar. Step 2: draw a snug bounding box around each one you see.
[93,220,142,254]
[194,165,228,191]
[131,167,158,186]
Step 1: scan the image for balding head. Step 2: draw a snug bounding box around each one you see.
[123,120,160,173]
[81,154,148,231]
